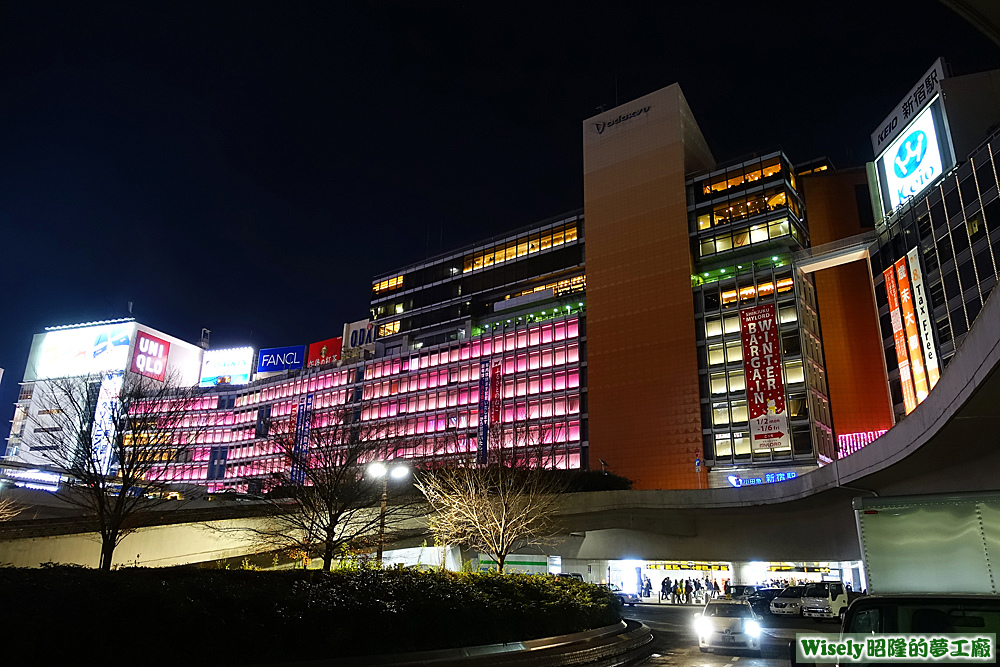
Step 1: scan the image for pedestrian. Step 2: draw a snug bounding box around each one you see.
[644,575,652,598]
[685,579,693,604]
[662,577,671,602]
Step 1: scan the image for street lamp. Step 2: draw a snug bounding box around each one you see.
[367,460,410,564]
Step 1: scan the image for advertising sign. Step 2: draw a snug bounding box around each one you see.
[199,347,253,387]
[906,248,941,390]
[477,359,490,464]
[894,258,930,403]
[726,470,798,487]
[342,319,376,354]
[879,103,945,212]
[489,361,502,424]
[130,331,170,381]
[883,268,918,414]
[92,371,125,475]
[307,337,342,367]
[33,322,135,380]
[290,394,314,485]
[739,304,791,450]
[256,345,306,374]
[871,58,945,156]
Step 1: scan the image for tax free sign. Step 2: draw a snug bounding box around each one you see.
[256,345,306,373]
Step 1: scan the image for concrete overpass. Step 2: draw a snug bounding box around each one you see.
[2,278,998,568]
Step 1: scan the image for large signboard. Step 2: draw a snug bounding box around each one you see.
[489,361,502,424]
[307,337,342,368]
[739,304,791,450]
[871,58,944,156]
[256,345,305,374]
[342,320,376,359]
[32,322,136,380]
[199,347,254,387]
[883,267,918,414]
[92,371,125,475]
[906,248,941,390]
[477,359,490,464]
[290,394,314,485]
[878,103,945,212]
[130,331,170,381]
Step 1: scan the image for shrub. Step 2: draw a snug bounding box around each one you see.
[0,566,619,665]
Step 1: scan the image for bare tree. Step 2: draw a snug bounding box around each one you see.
[25,371,204,570]
[237,406,427,572]
[0,495,22,522]
[416,421,568,573]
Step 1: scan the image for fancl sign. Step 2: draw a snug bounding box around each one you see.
[256,345,306,374]
[726,471,798,488]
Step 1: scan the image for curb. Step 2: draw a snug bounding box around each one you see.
[256,619,654,667]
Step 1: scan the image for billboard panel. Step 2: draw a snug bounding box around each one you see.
[92,371,125,475]
[906,248,941,390]
[256,345,306,374]
[342,319,376,358]
[870,58,944,156]
[883,267,918,414]
[739,304,791,450]
[878,103,945,212]
[894,258,929,403]
[307,337,342,367]
[199,347,253,387]
[489,361,502,424]
[477,359,490,464]
[31,322,136,380]
[130,331,170,381]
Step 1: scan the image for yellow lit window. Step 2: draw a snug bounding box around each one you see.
[710,372,727,394]
[708,344,725,366]
[728,370,745,392]
[762,158,782,178]
[705,318,722,338]
[697,213,712,230]
[767,191,787,210]
[378,321,401,337]
[715,433,733,457]
[462,224,578,272]
[727,170,744,189]
[750,224,769,244]
[373,275,403,294]
[744,164,762,183]
[721,289,738,305]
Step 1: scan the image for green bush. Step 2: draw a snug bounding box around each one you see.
[0,566,620,664]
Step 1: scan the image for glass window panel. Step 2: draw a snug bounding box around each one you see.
[723,315,740,334]
[727,169,744,189]
[711,372,727,394]
[762,158,781,178]
[733,432,751,456]
[725,341,742,363]
[730,400,748,423]
[744,163,762,184]
[708,344,725,366]
[700,238,715,257]
[715,433,733,457]
[769,219,790,237]
[733,229,750,247]
[697,213,712,230]
[750,224,769,244]
[715,234,733,252]
[778,305,798,324]
[728,370,745,392]
[705,318,723,338]
[784,360,805,384]
[712,403,730,426]
[767,191,787,211]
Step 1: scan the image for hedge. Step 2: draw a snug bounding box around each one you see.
[0,565,621,664]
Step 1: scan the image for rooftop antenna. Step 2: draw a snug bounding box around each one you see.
[128,301,133,315]
[199,328,211,350]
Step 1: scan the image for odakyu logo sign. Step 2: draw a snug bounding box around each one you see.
[882,105,943,211]
[727,471,797,488]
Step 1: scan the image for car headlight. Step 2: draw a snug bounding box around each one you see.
[744,620,761,638]
[694,617,712,636]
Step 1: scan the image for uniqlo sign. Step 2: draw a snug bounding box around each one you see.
[130,331,170,381]
[740,304,791,450]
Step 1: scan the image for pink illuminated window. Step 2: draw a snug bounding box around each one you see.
[528,376,539,395]
[554,346,565,365]
[568,395,580,413]
[461,343,471,360]
[568,421,580,441]
[418,374,428,390]
[503,379,514,397]
[542,399,553,417]
[428,372,438,389]
[567,318,578,337]
[568,370,579,388]
[541,374,553,392]
[554,372,566,391]
[516,330,527,349]
[528,351,540,370]
[542,324,553,344]
[541,349,552,368]
[554,397,566,415]
[460,365,470,382]
[567,343,579,363]
[516,378,527,397]
[504,333,515,351]
[529,326,540,346]
[503,405,513,422]
[515,403,526,421]
[554,322,566,341]
[516,353,527,372]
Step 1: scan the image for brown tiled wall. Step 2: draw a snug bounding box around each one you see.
[800,169,894,440]
[582,85,714,489]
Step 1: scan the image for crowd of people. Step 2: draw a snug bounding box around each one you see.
[649,576,721,604]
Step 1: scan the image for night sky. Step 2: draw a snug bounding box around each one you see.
[0,2,996,440]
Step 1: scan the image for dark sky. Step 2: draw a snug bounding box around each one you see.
[0,2,996,439]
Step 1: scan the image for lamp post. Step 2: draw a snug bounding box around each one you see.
[367,461,410,564]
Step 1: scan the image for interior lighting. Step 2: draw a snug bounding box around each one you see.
[737,265,743,269]
[772,256,779,261]
[578,302,583,306]
[541,311,546,314]
[703,272,710,277]
[720,268,726,273]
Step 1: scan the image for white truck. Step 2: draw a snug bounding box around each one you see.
[842,492,1000,634]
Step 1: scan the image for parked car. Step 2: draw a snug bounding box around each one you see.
[769,585,805,616]
[801,581,849,621]
[556,572,584,581]
[726,584,758,600]
[605,583,640,607]
[694,599,762,655]
[747,587,783,616]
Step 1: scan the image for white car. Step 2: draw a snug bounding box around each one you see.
[769,585,805,616]
[801,581,849,620]
[694,599,762,655]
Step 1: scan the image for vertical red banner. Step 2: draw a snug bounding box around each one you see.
[894,258,929,403]
[739,303,790,449]
[884,266,918,414]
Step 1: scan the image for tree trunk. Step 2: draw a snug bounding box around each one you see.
[497,554,505,573]
[323,544,334,572]
[99,537,116,571]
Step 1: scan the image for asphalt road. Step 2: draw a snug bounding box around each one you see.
[623,601,840,667]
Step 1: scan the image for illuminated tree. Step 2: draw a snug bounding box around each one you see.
[415,421,568,573]
[26,371,204,570]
